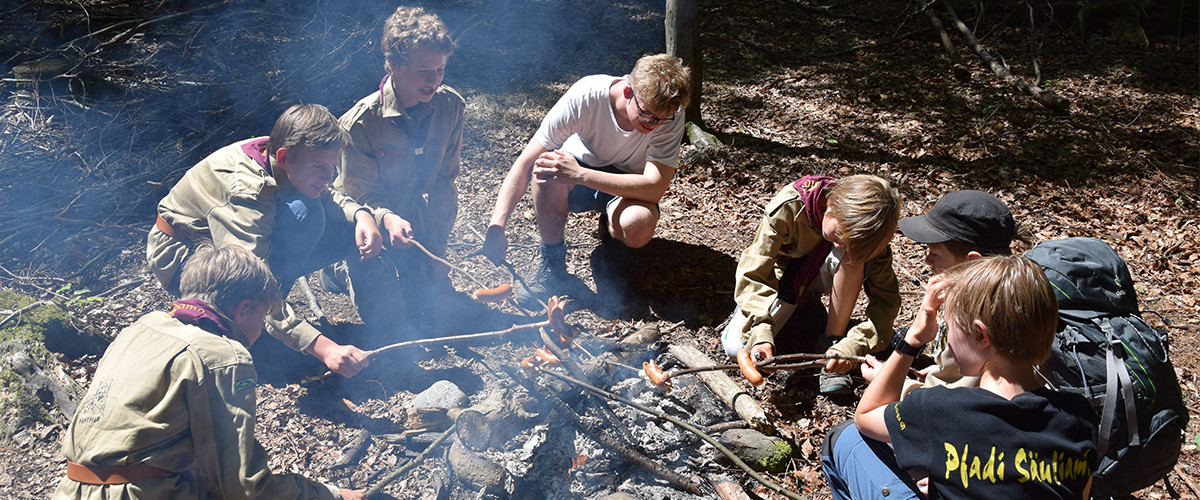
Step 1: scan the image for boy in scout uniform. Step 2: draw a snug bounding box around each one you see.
[54,245,364,499]
[334,6,470,331]
[147,104,380,378]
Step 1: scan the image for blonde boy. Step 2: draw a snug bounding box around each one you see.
[822,256,1097,499]
[482,54,691,305]
[722,175,901,394]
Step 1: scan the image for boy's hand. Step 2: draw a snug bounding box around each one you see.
[306,335,369,378]
[353,210,382,261]
[532,150,583,184]
[482,224,507,264]
[860,354,882,383]
[825,349,855,373]
[339,488,365,500]
[914,364,939,383]
[749,342,774,365]
[909,275,951,345]
[382,213,415,249]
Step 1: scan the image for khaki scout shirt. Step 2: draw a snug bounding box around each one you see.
[732,184,901,356]
[52,311,339,500]
[147,138,367,351]
[336,77,464,256]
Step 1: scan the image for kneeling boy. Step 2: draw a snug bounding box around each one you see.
[54,246,363,499]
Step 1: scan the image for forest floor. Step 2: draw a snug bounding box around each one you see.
[0,0,1197,498]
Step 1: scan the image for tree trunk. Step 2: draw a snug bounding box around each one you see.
[665,0,703,126]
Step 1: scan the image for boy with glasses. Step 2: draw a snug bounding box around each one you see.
[481,54,690,306]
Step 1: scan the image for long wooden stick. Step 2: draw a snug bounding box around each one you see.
[305,321,549,382]
[364,423,456,497]
[411,238,532,317]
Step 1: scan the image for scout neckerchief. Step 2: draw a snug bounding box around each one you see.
[379,75,434,158]
[240,137,271,170]
[170,299,235,339]
[790,175,837,303]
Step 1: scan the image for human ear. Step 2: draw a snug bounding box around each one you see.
[233,299,256,325]
[623,84,633,98]
[274,147,289,170]
[966,251,983,260]
[973,319,992,348]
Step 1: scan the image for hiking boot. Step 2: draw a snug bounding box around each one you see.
[319,262,350,294]
[819,370,854,395]
[514,242,570,309]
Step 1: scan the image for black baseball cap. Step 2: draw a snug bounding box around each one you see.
[898,190,1014,250]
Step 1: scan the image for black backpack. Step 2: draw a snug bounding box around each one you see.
[1026,237,1188,497]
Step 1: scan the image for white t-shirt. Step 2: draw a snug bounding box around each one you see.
[533,74,685,174]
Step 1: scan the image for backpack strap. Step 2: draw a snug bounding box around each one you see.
[1098,318,1141,456]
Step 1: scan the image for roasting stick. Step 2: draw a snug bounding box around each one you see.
[304,321,550,383]
[535,368,806,500]
[409,238,531,317]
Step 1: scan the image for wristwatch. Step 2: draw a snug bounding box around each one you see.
[892,335,925,357]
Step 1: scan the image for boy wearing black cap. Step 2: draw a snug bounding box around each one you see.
[860,190,1016,392]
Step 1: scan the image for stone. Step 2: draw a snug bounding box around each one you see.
[718,428,793,473]
[411,380,468,410]
[447,440,508,493]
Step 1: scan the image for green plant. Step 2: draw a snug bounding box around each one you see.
[55,283,102,309]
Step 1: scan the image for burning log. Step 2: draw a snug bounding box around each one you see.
[667,344,773,433]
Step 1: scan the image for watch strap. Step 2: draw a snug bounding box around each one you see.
[894,337,924,357]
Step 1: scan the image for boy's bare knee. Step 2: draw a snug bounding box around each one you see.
[617,223,654,248]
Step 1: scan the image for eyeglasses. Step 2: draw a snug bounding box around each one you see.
[631,93,675,125]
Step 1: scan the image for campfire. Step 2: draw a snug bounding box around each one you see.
[308,291,848,499]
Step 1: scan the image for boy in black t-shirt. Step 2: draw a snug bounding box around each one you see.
[822,256,1097,500]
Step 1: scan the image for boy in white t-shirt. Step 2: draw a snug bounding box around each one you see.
[481,54,690,305]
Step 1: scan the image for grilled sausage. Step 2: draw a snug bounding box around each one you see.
[472,284,514,303]
[737,349,765,387]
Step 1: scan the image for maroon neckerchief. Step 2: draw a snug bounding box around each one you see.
[790,176,837,303]
[170,299,233,339]
[240,137,271,170]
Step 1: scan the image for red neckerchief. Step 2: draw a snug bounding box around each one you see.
[790,176,837,302]
[169,299,233,338]
[239,137,271,170]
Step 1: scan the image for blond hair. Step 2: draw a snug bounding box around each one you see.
[944,255,1058,365]
[265,104,349,158]
[381,6,455,71]
[179,245,282,316]
[627,54,691,114]
[826,175,900,262]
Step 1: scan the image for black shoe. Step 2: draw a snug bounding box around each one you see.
[319,263,349,294]
[514,258,561,309]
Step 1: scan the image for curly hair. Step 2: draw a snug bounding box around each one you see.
[381,6,456,71]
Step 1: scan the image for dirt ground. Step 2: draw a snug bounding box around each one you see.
[0,0,1197,498]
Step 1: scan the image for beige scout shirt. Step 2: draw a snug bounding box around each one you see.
[53,311,339,500]
[732,184,901,356]
[336,77,464,256]
[147,138,366,352]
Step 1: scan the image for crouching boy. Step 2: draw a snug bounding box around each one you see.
[861,190,1017,393]
[722,175,901,394]
[821,256,1097,499]
[53,245,363,499]
[147,104,381,377]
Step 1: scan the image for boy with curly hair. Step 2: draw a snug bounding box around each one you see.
[334,6,469,329]
[722,175,901,394]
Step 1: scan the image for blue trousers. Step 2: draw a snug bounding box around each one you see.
[821,420,924,500]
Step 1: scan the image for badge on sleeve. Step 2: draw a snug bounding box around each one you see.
[234,378,256,392]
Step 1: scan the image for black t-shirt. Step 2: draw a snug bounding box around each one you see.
[886,386,1098,499]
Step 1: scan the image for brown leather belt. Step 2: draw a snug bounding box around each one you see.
[66,460,173,485]
[154,214,180,239]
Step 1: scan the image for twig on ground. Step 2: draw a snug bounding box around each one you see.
[296,278,326,325]
[0,300,54,329]
[363,423,456,497]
